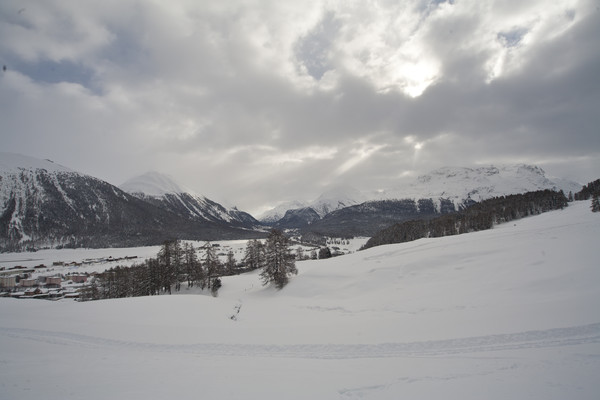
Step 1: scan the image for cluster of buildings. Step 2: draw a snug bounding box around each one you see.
[0,265,89,300]
[0,253,140,301]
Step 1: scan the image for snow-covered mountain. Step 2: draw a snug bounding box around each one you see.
[310,185,367,217]
[258,200,309,224]
[0,154,261,251]
[120,172,261,228]
[0,152,127,249]
[273,207,321,229]
[258,185,365,223]
[261,164,581,228]
[380,164,582,205]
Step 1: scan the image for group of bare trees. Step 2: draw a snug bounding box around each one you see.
[82,229,298,301]
[82,241,224,300]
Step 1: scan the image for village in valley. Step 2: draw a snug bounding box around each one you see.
[0,255,139,300]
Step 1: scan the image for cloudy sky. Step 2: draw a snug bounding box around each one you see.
[1,0,599,215]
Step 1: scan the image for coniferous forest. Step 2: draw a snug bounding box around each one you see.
[362,189,569,250]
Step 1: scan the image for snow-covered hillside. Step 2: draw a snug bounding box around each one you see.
[1,201,598,399]
[0,152,74,175]
[0,152,134,247]
[0,152,75,213]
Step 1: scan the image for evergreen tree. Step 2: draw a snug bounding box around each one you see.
[211,277,222,297]
[224,250,237,275]
[295,246,305,261]
[183,242,202,288]
[592,195,600,212]
[260,229,297,289]
[157,239,182,294]
[318,246,332,259]
[242,239,264,271]
[201,242,221,289]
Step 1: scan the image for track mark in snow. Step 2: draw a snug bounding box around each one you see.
[1,322,599,359]
[339,363,522,398]
[230,300,243,321]
[339,383,389,399]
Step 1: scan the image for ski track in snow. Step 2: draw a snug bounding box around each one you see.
[2,322,599,360]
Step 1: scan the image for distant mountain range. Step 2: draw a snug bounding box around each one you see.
[0,153,263,251]
[259,185,366,224]
[0,153,583,250]
[260,164,582,236]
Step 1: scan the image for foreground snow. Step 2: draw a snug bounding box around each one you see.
[0,201,598,399]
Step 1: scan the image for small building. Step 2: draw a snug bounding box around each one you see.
[45,276,62,287]
[70,275,88,284]
[0,275,16,288]
[20,278,38,287]
[23,288,40,296]
[22,288,49,298]
[66,262,82,267]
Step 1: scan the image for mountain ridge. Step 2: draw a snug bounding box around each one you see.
[119,171,261,228]
[0,154,263,251]
[260,164,581,227]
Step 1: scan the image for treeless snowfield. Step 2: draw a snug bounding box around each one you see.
[1,201,598,399]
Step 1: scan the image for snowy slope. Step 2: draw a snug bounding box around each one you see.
[0,152,74,174]
[0,201,598,399]
[0,152,132,247]
[120,171,261,227]
[0,152,75,211]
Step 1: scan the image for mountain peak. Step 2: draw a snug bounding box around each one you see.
[120,171,189,197]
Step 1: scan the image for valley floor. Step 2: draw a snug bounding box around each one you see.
[0,201,598,399]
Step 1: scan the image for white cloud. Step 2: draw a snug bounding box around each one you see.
[1,0,598,214]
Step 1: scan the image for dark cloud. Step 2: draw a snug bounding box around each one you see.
[1,0,598,215]
[294,11,340,80]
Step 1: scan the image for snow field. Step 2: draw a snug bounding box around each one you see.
[0,201,599,399]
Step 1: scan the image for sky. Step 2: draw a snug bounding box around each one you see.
[1,0,599,216]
